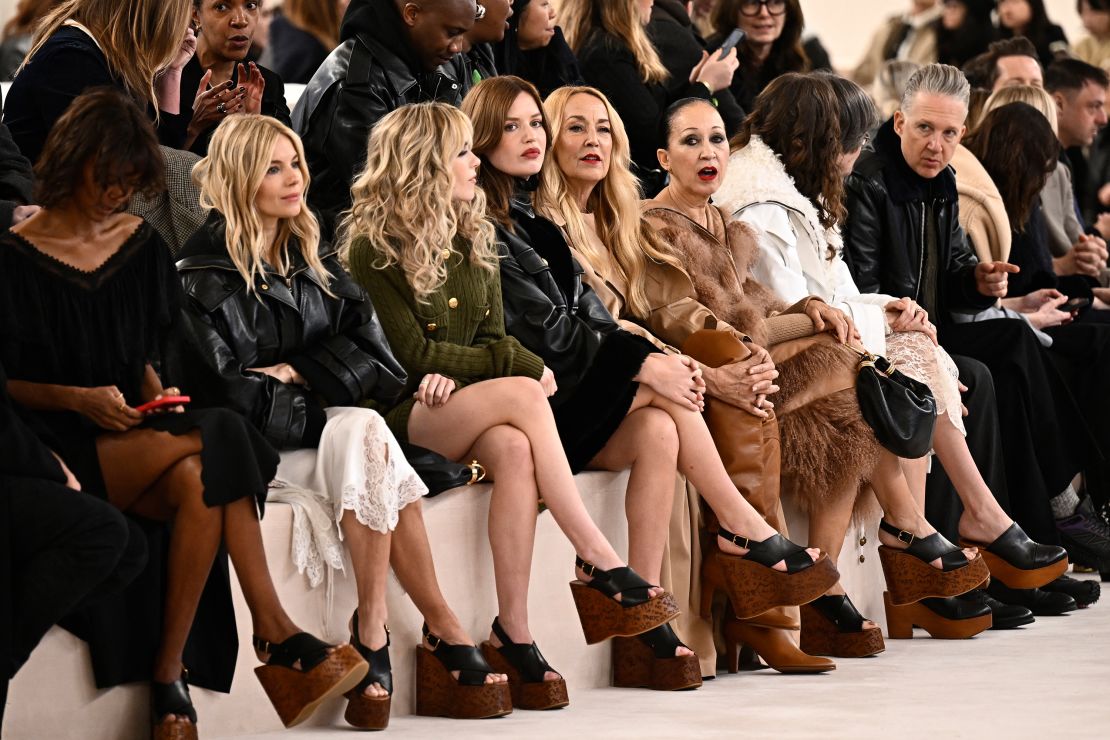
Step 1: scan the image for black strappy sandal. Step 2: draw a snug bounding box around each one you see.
[569,556,681,644]
[253,632,367,727]
[344,611,392,730]
[612,623,702,691]
[800,594,886,657]
[479,617,569,710]
[152,672,197,740]
[415,624,513,719]
[877,519,990,605]
[699,527,840,620]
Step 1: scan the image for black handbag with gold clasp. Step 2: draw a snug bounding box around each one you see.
[853,348,937,458]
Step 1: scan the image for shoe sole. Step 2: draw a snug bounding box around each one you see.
[958,545,1068,590]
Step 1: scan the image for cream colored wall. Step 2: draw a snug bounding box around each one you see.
[803,0,1085,71]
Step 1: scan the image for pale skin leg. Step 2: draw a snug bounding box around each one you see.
[807,484,878,629]
[932,417,1014,543]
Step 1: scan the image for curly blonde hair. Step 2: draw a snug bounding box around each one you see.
[536,86,681,319]
[338,102,498,302]
[192,114,331,296]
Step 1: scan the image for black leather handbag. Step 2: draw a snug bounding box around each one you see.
[853,349,937,458]
[400,442,486,497]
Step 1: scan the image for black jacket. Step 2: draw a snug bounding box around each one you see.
[174,214,407,449]
[497,196,654,405]
[842,119,995,321]
[268,14,332,84]
[293,0,471,232]
[648,0,745,136]
[0,117,32,229]
[179,55,291,156]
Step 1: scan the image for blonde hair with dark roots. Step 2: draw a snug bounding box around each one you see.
[27,0,192,115]
[536,86,682,319]
[192,114,331,297]
[338,102,498,303]
[560,0,668,84]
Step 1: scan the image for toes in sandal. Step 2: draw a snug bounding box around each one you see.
[959,522,1068,590]
[479,618,569,710]
[611,623,702,691]
[877,520,990,605]
[800,595,885,658]
[254,632,368,728]
[701,527,840,620]
[152,673,198,740]
[344,611,392,730]
[416,624,513,719]
[568,556,681,644]
[884,594,993,639]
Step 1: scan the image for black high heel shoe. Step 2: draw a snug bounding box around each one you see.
[877,519,990,605]
[344,611,392,730]
[611,623,702,691]
[960,522,1068,589]
[152,672,197,740]
[569,556,680,644]
[480,617,569,710]
[800,594,885,658]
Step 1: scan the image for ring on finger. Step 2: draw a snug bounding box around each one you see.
[217,102,226,113]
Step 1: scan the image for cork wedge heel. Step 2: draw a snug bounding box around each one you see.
[479,618,569,710]
[610,624,702,691]
[800,595,886,658]
[253,633,368,728]
[343,612,392,730]
[414,625,513,720]
[878,520,990,606]
[569,556,680,644]
[883,593,992,639]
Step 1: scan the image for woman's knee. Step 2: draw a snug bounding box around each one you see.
[626,407,680,460]
[481,425,534,471]
[162,454,208,506]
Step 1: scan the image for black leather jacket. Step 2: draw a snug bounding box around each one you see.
[292,0,470,231]
[174,214,406,449]
[498,197,654,405]
[842,119,996,321]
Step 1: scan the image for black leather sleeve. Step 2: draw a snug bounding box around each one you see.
[286,265,408,407]
[842,172,888,295]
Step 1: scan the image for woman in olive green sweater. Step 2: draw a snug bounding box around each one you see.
[341,102,681,710]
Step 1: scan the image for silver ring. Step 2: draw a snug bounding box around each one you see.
[217,102,226,114]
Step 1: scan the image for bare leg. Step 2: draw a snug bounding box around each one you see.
[900,456,928,511]
[807,484,879,628]
[339,512,392,698]
[931,417,1013,543]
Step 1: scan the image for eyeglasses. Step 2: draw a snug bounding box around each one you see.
[475,3,486,21]
[739,0,787,17]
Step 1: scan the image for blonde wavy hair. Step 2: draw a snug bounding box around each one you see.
[192,114,331,296]
[536,86,682,319]
[978,84,1059,134]
[27,0,192,115]
[560,0,668,84]
[338,102,498,302]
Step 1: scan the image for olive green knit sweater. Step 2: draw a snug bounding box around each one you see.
[347,236,546,439]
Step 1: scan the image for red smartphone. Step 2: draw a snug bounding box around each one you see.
[134,395,191,414]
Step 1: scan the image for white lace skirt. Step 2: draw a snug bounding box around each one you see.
[885,330,966,437]
[268,406,427,587]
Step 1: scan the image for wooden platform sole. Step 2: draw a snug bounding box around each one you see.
[413,647,513,719]
[610,636,702,691]
[957,543,1068,590]
[479,643,570,710]
[343,690,390,731]
[568,582,680,644]
[878,546,990,606]
[701,551,840,620]
[799,603,886,658]
[883,592,993,639]
[255,644,368,728]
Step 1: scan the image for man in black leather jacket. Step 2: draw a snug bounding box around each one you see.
[843,64,1101,611]
[293,0,478,233]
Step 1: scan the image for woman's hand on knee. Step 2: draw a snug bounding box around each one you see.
[539,366,558,397]
[637,354,702,412]
[415,373,456,407]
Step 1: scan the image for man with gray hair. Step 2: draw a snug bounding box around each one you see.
[843,63,1106,613]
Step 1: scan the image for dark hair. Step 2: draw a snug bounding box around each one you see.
[963,101,1059,230]
[711,0,809,79]
[2,0,61,40]
[1080,0,1110,11]
[985,36,1040,88]
[962,51,995,88]
[461,75,551,228]
[659,97,719,147]
[33,87,165,208]
[731,73,843,233]
[824,73,879,153]
[998,0,1052,35]
[934,0,997,68]
[1045,57,1110,93]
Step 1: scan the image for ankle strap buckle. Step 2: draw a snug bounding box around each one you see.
[425,632,441,650]
[897,530,915,545]
[723,531,749,549]
[575,555,597,577]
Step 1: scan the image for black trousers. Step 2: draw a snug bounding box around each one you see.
[937,319,1091,544]
[1,479,146,733]
[925,355,1013,541]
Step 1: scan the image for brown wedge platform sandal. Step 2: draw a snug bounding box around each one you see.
[480,617,569,710]
[569,556,680,644]
[152,673,198,740]
[721,610,835,674]
[877,520,990,606]
[253,633,368,728]
[699,527,840,620]
[959,522,1069,590]
[344,611,392,730]
[416,624,513,719]
[800,594,885,658]
[884,594,993,639]
[611,623,702,691]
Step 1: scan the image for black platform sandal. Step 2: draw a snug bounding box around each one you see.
[800,594,885,658]
[253,632,367,727]
[877,519,990,605]
[960,522,1068,589]
[612,623,702,691]
[699,527,840,620]
[344,611,392,730]
[416,624,513,719]
[479,617,569,710]
[569,556,680,644]
[152,673,197,740]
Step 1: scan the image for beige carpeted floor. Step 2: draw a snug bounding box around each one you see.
[225,573,1110,740]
